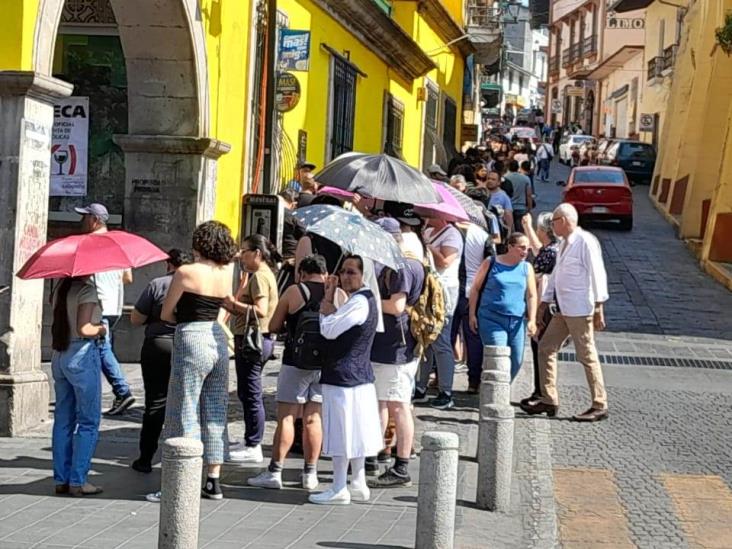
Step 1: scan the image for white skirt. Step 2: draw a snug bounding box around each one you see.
[321,383,384,459]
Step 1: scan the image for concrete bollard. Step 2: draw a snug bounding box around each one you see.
[476,346,515,512]
[158,437,204,549]
[415,431,459,549]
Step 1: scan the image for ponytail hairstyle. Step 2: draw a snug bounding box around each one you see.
[242,233,282,269]
[51,278,74,352]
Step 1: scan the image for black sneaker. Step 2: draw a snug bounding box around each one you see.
[412,387,429,404]
[106,393,135,416]
[377,449,392,464]
[201,477,223,500]
[367,467,412,488]
[365,457,380,477]
[131,459,152,474]
[431,392,455,410]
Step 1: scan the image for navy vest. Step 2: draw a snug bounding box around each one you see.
[320,288,378,387]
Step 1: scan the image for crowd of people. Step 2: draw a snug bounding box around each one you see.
[49,143,611,504]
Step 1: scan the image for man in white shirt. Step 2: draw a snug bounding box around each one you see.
[521,203,609,422]
[535,139,553,182]
[76,203,136,415]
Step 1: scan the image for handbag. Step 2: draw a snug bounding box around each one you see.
[238,305,263,363]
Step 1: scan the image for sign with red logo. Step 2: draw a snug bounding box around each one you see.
[51,97,89,196]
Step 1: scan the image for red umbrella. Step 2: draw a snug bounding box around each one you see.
[16,230,169,280]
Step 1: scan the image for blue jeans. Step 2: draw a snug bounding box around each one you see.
[101,317,130,397]
[234,335,275,447]
[478,312,526,381]
[451,293,485,387]
[537,158,550,181]
[418,314,455,395]
[52,339,102,486]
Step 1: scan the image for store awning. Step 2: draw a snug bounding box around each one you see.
[587,46,643,80]
[609,0,654,13]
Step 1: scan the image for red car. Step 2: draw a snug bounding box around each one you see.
[560,166,634,230]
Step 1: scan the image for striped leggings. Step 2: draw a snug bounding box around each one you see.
[163,322,229,464]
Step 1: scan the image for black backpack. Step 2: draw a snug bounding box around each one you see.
[291,283,326,370]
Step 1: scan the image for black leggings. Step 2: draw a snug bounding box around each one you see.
[530,338,542,399]
[138,336,173,463]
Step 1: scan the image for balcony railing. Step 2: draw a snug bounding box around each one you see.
[562,48,571,68]
[466,0,502,29]
[570,42,581,63]
[663,44,677,71]
[647,57,663,80]
[581,35,598,57]
[549,56,560,75]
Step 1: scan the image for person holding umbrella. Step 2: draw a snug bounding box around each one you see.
[50,275,108,496]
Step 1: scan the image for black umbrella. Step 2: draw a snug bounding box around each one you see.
[314,152,441,204]
[441,183,488,229]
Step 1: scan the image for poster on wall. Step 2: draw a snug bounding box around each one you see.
[278,30,311,71]
[50,97,89,196]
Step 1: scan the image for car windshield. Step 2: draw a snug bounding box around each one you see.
[512,128,536,138]
[621,143,655,159]
[574,170,626,184]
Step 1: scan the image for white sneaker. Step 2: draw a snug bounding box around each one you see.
[309,487,351,505]
[247,470,283,489]
[302,472,319,491]
[228,445,263,463]
[228,440,246,452]
[350,485,370,502]
[146,491,161,503]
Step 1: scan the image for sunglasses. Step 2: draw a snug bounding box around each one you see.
[338,268,360,276]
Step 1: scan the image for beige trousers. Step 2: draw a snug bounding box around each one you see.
[538,314,608,409]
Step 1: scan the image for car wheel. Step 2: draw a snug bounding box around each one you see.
[619,216,633,231]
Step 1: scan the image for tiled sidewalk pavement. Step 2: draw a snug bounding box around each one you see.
[0,354,549,549]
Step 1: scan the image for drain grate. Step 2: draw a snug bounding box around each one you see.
[557,352,732,371]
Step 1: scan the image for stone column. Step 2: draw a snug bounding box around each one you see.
[158,437,203,549]
[415,431,459,549]
[0,71,73,436]
[476,345,515,511]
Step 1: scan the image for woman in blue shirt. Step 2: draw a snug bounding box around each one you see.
[468,233,538,380]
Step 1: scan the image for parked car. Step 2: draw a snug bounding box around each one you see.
[559,135,595,165]
[602,140,656,184]
[559,166,633,230]
[507,126,539,144]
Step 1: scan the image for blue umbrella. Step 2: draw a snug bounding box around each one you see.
[292,205,405,269]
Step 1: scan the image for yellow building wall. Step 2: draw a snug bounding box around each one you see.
[599,53,642,138]
[0,0,39,71]
[443,0,465,24]
[199,0,254,232]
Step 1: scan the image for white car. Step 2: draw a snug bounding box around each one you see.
[559,135,595,165]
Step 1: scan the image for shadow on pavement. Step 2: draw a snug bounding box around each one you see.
[318,543,410,549]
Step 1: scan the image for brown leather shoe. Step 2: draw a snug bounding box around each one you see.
[69,483,103,497]
[519,401,558,417]
[55,484,69,495]
[573,408,608,422]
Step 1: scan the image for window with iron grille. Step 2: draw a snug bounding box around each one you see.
[330,56,357,159]
[384,93,405,158]
[422,84,440,172]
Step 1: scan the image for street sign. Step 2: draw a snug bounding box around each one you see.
[551,99,562,113]
[639,113,655,132]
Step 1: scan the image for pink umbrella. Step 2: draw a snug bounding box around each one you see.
[16,230,169,280]
[317,186,355,200]
[414,182,469,223]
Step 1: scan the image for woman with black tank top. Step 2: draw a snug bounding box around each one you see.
[247,254,345,492]
[309,255,383,505]
[153,221,237,502]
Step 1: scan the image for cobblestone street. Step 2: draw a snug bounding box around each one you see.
[1,161,731,548]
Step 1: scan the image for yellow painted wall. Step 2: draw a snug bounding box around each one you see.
[199,0,253,232]
[0,0,39,70]
[598,53,642,137]
[443,0,464,25]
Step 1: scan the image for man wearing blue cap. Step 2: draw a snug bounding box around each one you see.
[75,203,136,415]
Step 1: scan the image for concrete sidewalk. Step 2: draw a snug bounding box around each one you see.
[0,351,551,549]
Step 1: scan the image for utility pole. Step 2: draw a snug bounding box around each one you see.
[262,0,277,195]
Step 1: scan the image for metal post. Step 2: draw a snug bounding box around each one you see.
[158,438,203,549]
[262,0,278,195]
[476,345,514,511]
[415,431,459,549]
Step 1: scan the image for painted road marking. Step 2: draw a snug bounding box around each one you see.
[554,468,634,548]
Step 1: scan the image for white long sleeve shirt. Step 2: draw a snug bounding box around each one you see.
[542,228,608,317]
[319,291,369,340]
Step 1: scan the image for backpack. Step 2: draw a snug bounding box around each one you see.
[404,252,446,357]
[291,283,326,370]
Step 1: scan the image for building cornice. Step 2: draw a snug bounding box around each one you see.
[412,0,475,57]
[113,135,231,159]
[0,71,73,102]
[311,0,436,81]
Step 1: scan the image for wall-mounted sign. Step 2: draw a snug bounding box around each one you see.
[551,99,562,113]
[639,113,655,132]
[51,97,89,196]
[278,30,311,71]
[566,86,584,97]
[275,72,301,112]
[606,12,645,29]
[297,130,308,163]
[461,124,479,143]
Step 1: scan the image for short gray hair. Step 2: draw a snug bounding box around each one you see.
[553,203,579,225]
[536,211,556,240]
[450,174,466,186]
